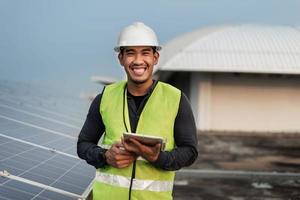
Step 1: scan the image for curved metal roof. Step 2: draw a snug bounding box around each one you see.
[156,24,300,74]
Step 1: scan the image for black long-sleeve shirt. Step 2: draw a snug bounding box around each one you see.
[77,80,198,170]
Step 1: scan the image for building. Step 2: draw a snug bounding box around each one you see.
[155,24,300,133]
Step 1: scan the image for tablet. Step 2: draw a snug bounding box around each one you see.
[123,132,166,151]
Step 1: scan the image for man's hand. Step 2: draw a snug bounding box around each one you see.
[105,141,137,168]
[122,138,161,162]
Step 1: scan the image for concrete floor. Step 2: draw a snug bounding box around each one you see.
[172,132,300,200]
[173,170,300,200]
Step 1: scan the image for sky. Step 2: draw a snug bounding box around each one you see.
[0,0,300,94]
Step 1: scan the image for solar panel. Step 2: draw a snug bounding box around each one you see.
[0,81,95,200]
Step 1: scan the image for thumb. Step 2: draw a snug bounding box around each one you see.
[114,141,123,148]
[155,143,161,150]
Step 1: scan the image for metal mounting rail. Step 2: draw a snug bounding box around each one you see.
[0,170,85,200]
[177,169,300,180]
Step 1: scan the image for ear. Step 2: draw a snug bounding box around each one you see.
[153,52,160,65]
[118,53,124,66]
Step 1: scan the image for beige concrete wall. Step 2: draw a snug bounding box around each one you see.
[190,73,211,129]
[194,73,300,132]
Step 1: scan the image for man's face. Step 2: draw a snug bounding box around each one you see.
[118,46,159,84]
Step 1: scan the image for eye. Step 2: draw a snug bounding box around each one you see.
[142,51,150,56]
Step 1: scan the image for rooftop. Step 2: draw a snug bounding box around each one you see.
[156,24,300,75]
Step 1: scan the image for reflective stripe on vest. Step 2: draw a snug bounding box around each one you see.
[95,172,173,192]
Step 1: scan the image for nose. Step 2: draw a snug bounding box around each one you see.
[133,54,144,65]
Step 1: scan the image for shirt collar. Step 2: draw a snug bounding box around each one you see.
[127,79,158,97]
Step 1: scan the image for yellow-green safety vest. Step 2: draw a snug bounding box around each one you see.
[93,81,181,200]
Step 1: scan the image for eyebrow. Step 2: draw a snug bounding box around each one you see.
[141,48,152,52]
[124,49,135,53]
[124,48,152,53]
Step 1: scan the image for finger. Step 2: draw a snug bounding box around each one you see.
[155,143,161,151]
[111,144,126,154]
[113,157,135,168]
[122,140,129,151]
[115,158,135,168]
[115,154,136,161]
[129,138,143,149]
[106,157,114,166]
[124,146,138,154]
[110,146,121,155]
[123,142,140,154]
[111,140,133,154]
[105,149,114,159]
[109,144,135,159]
[107,154,135,168]
[123,139,137,150]
[106,150,118,165]
[119,144,136,155]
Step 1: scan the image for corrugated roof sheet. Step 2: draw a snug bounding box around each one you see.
[156,24,300,74]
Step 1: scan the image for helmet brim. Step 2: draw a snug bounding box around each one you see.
[114,45,162,52]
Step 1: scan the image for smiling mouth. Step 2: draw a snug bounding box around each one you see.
[131,67,146,76]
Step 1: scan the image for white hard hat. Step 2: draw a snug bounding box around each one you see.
[114,22,162,52]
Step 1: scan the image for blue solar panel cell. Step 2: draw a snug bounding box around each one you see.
[0,122,24,132]
[0,176,8,184]
[51,155,79,166]
[40,163,69,175]
[0,136,10,144]
[0,185,35,200]
[64,148,77,156]
[29,166,63,180]
[5,180,43,195]
[2,128,41,140]
[72,163,95,178]
[39,190,77,200]
[32,197,53,200]
[2,159,33,171]
[58,172,92,189]
[52,181,84,195]
[0,164,23,176]
[43,138,75,152]
[25,134,60,145]
[13,156,40,167]
[1,142,32,154]
[40,161,67,172]
[0,151,14,160]
[19,149,54,163]
[0,81,95,199]
[21,172,56,185]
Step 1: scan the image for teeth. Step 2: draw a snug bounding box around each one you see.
[132,68,145,76]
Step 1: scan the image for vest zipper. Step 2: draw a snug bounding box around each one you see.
[128,160,136,200]
[124,84,151,200]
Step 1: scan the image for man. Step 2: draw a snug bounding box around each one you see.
[77,22,198,200]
